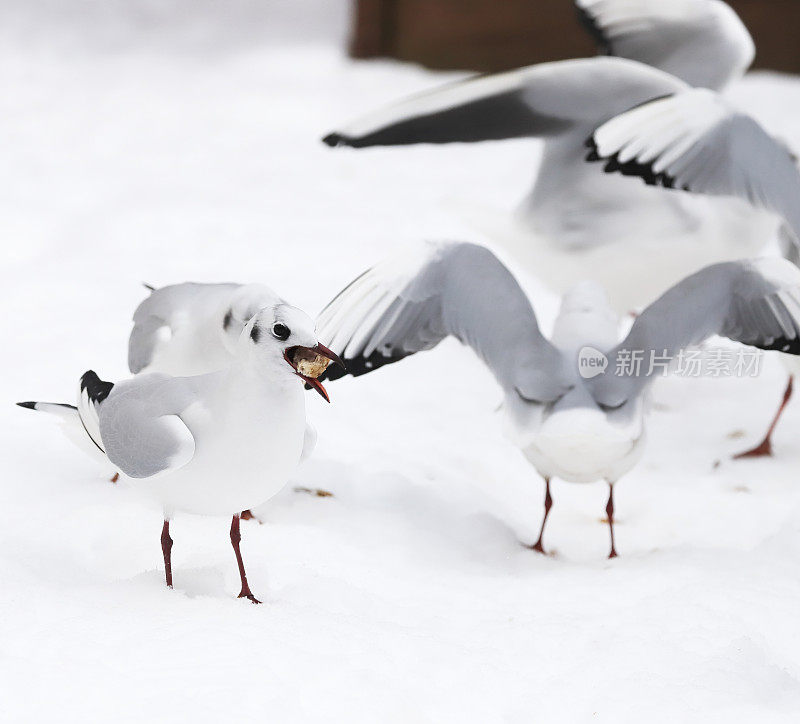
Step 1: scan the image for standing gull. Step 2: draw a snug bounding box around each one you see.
[40,283,321,491]
[321,0,783,312]
[19,304,343,602]
[128,282,321,493]
[317,242,800,557]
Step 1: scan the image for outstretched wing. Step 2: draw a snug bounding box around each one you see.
[97,374,197,479]
[590,258,800,406]
[323,57,685,149]
[576,0,754,90]
[316,242,569,402]
[587,89,800,243]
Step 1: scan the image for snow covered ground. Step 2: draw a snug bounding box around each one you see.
[3,2,800,721]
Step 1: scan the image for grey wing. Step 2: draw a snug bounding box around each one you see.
[590,258,800,406]
[316,242,569,402]
[576,0,754,90]
[587,89,800,244]
[97,374,197,479]
[322,57,685,148]
[128,282,241,373]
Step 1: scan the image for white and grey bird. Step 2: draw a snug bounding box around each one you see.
[317,242,800,557]
[19,304,343,602]
[34,283,321,487]
[128,282,321,473]
[322,0,791,313]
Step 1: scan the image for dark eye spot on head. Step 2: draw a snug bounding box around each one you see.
[223,309,233,330]
[250,324,261,343]
[272,323,290,341]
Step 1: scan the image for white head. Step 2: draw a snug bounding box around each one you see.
[238,304,344,402]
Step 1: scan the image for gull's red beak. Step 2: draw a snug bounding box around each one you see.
[313,343,345,371]
[283,343,346,403]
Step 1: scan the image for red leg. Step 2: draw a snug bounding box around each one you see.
[110,472,119,483]
[606,483,618,559]
[734,376,793,459]
[528,478,552,554]
[240,509,256,521]
[161,520,173,588]
[230,515,261,604]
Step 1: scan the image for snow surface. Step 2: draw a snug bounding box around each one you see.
[3,3,800,722]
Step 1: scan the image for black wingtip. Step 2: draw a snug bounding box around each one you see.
[81,370,114,404]
[757,336,800,355]
[319,364,350,383]
[319,349,413,382]
[16,401,37,410]
[322,133,345,148]
[584,135,677,189]
[585,135,601,162]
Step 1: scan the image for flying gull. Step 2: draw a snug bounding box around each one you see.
[585,78,800,456]
[321,0,786,313]
[316,242,800,557]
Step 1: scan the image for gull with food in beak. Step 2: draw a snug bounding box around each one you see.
[18,304,343,603]
[41,282,326,500]
[128,282,331,501]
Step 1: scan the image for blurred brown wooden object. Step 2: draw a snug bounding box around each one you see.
[351,0,800,74]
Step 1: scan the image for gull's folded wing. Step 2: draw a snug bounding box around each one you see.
[587,89,800,243]
[316,241,569,402]
[323,57,685,149]
[576,0,754,90]
[590,258,800,406]
[97,374,197,479]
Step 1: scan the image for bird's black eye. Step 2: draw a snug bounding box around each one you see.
[272,323,290,341]
[250,324,261,343]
